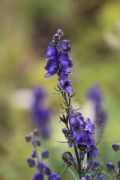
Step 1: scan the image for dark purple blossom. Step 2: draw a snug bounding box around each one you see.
[89,147,100,158]
[85,175,90,180]
[49,172,60,180]
[44,30,73,94]
[106,162,115,171]
[42,149,49,159]
[112,143,120,151]
[85,118,95,133]
[76,130,95,149]
[91,160,100,171]
[58,53,72,70]
[25,134,32,142]
[27,158,35,167]
[32,150,38,158]
[33,172,44,180]
[62,128,71,139]
[46,46,58,59]
[60,40,71,53]
[37,160,51,175]
[59,78,72,94]
[97,175,104,180]
[81,175,90,180]
[117,160,120,168]
[68,140,73,147]
[32,140,41,147]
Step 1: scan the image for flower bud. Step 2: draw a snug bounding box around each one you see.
[27,158,35,167]
[42,149,49,159]
[106,162,115,171]
[25,134,32,142]
[62,152,73,166]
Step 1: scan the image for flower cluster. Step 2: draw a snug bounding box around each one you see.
[26,87,60,180]
[26,129,60,180]
[45,29,73,94]
[112,143,120,151]
[63,110,99,158]
[31,86,52,138]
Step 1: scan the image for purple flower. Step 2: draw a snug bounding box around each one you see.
[70,110,85,130]
[87,85,107,127]
[33,172,44,180]
[97,175,104,180]
[112,143,120,151]
[37,160,51,175]
[87,85,102,104]
[32,140,41,147]
[85,118,95,133]
[49,172,60,180]
[89,147,100,158]
[60,40,71,53]
[91,160,100,171]
[59,78,73,94]
[76,131,95,149]
[58,53,72,70]
[62,128,70,139]
[42,149,49,159]
[44,57,58,78]
[85,175,90,180]
[81,176,90,180]
[27,158,35,167]
[25,134,32,142]
[32,150,38,158]
[68,140,73,147]
[33,86,46,103]
[45,46,58,59]
[106,162,115,171]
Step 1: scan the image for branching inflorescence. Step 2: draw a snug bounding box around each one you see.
[44,29,101,179]
[26,29,120,180]
[25,87,60,180]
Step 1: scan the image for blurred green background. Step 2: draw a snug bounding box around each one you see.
[0,0,120,179]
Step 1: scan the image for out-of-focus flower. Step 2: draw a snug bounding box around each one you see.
[87,85,107,136]
[27,158,36,167]
[31,86,52,138]
[97,175,104,180]
[106,162,115,171]
[112,143,120,151]
[33,172,44,180]
[42,149,49,159]
[91,160,100,171]
[62,152,73,166]
[49,172,60,180]
[25,86,60,180]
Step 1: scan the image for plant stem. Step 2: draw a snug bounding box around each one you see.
[62,92,82,179]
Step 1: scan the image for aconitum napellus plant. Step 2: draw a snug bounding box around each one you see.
[26,30,120,180]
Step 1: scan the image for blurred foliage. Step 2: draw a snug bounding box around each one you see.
[0,0,120,179]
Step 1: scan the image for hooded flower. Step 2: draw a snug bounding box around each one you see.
[44,29,73,94]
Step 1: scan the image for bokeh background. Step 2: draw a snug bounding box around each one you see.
[0,0,120,179]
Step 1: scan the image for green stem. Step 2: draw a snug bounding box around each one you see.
[62,92,82,179]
